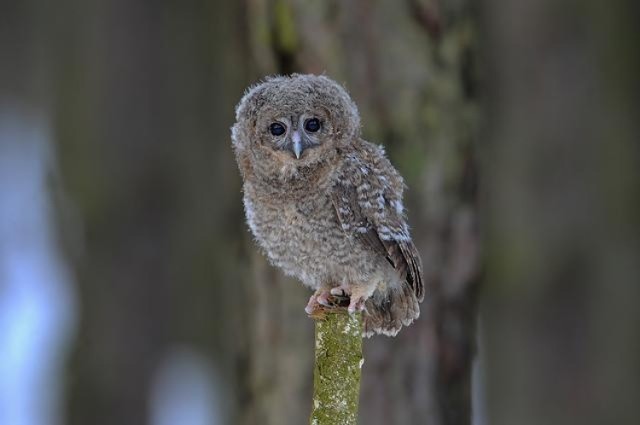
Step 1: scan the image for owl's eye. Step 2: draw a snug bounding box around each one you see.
[269,122,286,136]
[304,118,321,133]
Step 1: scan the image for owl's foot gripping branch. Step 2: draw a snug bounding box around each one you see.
[305,290,351,319]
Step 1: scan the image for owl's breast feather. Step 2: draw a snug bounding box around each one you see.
[242,184,374,288]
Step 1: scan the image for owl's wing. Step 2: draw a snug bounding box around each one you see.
[331,146,424,301]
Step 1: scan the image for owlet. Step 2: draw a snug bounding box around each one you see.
[232,74,424,336]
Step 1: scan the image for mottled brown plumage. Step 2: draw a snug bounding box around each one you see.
[232,74,424,336]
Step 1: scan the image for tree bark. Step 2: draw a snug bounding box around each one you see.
[310,311,363,425]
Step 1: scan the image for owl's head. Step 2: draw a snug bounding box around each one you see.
[232,74,360,165]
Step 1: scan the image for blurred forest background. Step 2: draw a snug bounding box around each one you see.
[0,1,638,425]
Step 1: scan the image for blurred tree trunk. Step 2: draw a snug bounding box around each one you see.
[480,1,640,424]
[240,1,480,424]
[53,1,249,424]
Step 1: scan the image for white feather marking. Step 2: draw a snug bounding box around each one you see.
[394,200,404,215]
[243,196,258,234]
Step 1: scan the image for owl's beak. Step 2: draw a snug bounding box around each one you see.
[291,130,303,159]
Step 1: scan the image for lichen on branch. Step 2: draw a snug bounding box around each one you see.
[310,310,363,425]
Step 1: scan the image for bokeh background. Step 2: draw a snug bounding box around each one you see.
[1,1,638,425]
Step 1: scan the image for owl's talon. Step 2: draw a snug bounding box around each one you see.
[330,287,347,297]
[305,295,318,315]
[317,291,332,307]
[330,285,369,314]
[305,289,333,315]
[347,296,366,314]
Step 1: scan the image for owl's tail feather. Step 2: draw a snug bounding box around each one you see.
[363,284,420,337]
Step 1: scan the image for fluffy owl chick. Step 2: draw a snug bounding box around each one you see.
[232,74,424,336]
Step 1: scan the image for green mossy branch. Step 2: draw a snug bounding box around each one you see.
[310,310,363,425]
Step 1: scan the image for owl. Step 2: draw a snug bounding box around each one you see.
[232,74,424,336]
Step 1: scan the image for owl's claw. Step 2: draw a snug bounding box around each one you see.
[331,285,367,314]
[330,287,347,297]
[317,291,332,307]
[307,286,369,316]
[305,289,332,315]
[348,296,367,314]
